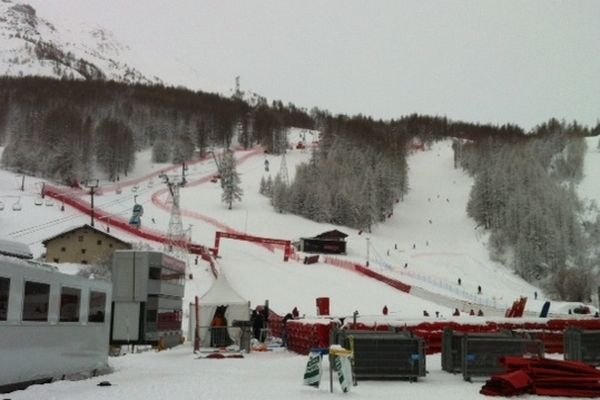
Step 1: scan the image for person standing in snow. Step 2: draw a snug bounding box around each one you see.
[292,307,299,319]
[252,309,264,340]
[210,311,228,347]
[281,313,293,347]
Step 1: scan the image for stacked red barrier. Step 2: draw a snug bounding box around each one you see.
[285,320,335,355]
[481,357,600,397]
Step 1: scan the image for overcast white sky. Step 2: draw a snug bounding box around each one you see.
[25,0,600,130]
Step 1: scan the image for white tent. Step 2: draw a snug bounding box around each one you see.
[188,272,251,347]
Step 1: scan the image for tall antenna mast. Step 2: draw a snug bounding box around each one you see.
[234,76,242,99]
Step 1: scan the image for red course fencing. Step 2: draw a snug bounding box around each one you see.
[270,316,600,355]
[323,256,411,293]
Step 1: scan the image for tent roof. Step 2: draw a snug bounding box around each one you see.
[200,272,248,305]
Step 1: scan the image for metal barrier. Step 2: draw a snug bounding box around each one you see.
[441,329,512,373]
[461,335,544,381]
[564,328,600,365]
[336,330,426,381]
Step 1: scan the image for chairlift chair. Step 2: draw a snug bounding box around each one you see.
[129,214,141,229]
[133,204,144,216]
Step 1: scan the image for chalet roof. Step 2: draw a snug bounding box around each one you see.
[314,229,348,240]
[41,224,131,247]
[0,238,33,259]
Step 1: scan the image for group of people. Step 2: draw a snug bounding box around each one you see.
[250,306,300,347]
[451,308,484,317]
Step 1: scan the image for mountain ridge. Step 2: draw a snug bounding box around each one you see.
[0,0,159,84]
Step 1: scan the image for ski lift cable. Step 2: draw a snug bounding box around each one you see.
[7,177,165,239]
[8,192,154,238]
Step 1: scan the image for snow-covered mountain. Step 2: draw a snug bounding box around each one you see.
[0,0,159,83]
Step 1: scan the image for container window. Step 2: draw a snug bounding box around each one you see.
[60,287,81,322]
[88,291,106,322]
[23,281,50,321]
[0,277,9,321]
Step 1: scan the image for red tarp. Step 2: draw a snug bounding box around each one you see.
[481,357,600,397]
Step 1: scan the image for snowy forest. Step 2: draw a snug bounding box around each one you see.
[263,136,408,232]
[1,76,600,301]
[0,77,311,182]
[457,119,600,301]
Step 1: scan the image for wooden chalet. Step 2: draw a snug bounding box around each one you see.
[298,229,347,254]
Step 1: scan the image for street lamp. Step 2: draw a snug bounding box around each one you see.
[366,237,370,267]
[84,179,100,227]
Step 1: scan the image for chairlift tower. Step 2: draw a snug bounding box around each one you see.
[234,76,242,99]
[159,174,189,258]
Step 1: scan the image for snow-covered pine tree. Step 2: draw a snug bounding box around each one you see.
[219,150,243,209]
[265,175,273,197]
[259,176,267,195]
[152,138,170,163]
[271,173,287,213]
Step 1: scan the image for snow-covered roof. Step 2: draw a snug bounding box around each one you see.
[41,224,131,246]
[0,238,33,259]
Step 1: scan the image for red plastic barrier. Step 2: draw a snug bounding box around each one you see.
[284,320,336,355]
[353,264,411,292]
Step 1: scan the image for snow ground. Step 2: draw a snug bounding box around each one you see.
[1,134,599,399]
[8,346,493,400]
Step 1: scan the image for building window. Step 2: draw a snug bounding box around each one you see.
[81,260,87,264]
[88,291,106,322]
[0,277,9,321]
[53,258,59,263]
[97,240,102,245]
[81,249,86,254]
[23,281,50,322]
[149,267,161,280]
[78,236,83,242]
[60,287,81,322]
[109,243,113,248]
[146,309,157,322]
[61,247,66,252]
